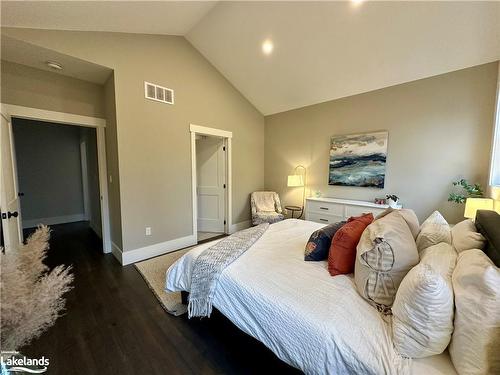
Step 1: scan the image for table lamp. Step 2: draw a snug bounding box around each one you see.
[464,198,494,220]
[492,186,500,214]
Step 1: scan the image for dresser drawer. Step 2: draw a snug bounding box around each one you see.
[307,212,344,225]
[345,204,386,218]
[307,200,344,216]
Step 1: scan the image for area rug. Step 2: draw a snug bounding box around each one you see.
[135,247,193,316]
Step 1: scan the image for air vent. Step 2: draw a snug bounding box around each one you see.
[144,81,174,105]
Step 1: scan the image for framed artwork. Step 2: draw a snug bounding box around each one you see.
[328,131,388,188]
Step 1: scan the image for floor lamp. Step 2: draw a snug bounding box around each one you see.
[287,165,306,219]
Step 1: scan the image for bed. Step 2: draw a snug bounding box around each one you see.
[166,213,499,374]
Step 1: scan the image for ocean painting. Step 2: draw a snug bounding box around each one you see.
[329,131,388,188]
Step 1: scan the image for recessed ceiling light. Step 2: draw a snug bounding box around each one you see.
[262,40,274,55]
[351,0,364,5]
[46,61,63,70]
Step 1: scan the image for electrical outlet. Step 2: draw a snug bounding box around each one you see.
[145,227,152,236]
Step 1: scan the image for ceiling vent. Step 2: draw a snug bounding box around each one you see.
[144,81,174,105]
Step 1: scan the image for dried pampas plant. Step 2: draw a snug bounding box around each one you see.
[0,225,73,350]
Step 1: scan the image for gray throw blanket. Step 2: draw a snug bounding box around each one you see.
[188,223,269,318]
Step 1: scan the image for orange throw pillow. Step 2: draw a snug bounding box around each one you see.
[328,213,374,276]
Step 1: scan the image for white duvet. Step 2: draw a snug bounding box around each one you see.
[166,219,456,375]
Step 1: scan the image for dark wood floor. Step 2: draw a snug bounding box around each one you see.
[22,222,300,374]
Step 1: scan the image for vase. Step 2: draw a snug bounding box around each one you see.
[388,198,399,208]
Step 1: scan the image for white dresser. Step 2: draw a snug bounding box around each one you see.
[305,197,389,224]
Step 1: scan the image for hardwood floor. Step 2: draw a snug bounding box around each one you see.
[21,222,300,374]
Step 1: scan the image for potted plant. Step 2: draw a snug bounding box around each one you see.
[448,179,484,204]
[386,194,399,208]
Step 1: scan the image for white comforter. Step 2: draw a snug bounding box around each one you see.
[166,219,454,375]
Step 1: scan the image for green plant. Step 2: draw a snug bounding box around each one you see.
[448,179,484,204]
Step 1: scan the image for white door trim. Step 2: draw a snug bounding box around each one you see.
[0,103,112,253]
[190,124,232,242]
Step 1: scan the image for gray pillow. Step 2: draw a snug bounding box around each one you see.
[354,210,419,309]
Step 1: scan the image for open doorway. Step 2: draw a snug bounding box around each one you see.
[190,124,232,244]
[1,104,111,253]
[12,118,103,246]
[196,134,226,242]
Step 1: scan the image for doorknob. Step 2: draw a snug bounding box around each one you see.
[7,211,18,219]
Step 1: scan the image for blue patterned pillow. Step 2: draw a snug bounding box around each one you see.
[305,221,346,261]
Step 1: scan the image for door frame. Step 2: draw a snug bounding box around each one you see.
[0,103,112,253]
[190,124,232,242]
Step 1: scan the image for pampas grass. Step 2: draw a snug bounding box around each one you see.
[0,225,73,350]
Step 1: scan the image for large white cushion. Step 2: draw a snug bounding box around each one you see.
[416,211,451,252]
[355,210,419,309]
[451,219,486,253]
[449,249,500,375]
[392,242,456,358]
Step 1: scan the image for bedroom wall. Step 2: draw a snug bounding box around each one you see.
[103,73,123,250]
[265,62,499,224]
[1,28,265,255]
[1,60,105,118]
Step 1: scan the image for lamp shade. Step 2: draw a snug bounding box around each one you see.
[492,186,500,214]
[464,198,494,219]
[287,174,304,187]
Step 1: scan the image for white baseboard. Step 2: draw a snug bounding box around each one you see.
[120,234,197,266]
[23,213,86,229]
[229,220,251,234]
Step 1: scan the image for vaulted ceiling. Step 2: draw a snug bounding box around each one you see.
[2,1,499,115]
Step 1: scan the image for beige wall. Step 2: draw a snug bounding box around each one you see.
[2,28,265,252]
[103,74,123,249]
[1,60,105,118]
[265,62,498,224]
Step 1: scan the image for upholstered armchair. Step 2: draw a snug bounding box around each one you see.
[251,191,285,225]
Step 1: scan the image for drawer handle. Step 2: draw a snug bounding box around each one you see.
[319,207,329,210]
[319,218,329,222]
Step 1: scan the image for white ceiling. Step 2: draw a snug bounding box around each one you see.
[187,1,500,114]
[0,1,217,35]
[1,1,499,115]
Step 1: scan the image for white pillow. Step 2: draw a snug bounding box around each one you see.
[392,242,456,358]
[416,211,451,252]
[449,249,500,375]
[451,219,486,253]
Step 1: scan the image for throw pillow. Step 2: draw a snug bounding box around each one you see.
[376,208,420,239]
[392,242,457,358]
[328,213,373,276]
[416,211,451,252]
[451,219,486,253]
[354,210,419,309]
[305,221,346,261]
[449,249,500,375]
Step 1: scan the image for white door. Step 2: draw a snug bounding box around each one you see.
[0,114,22,251]
[196,136,225,233]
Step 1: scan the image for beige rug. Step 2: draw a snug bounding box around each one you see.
[135,247,194,316]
